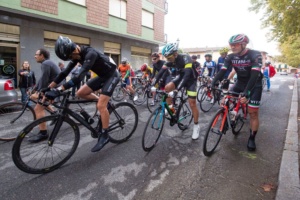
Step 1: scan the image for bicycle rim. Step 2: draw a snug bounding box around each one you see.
[199,90,214,112]
[147,94,160,113]
[112,86,125,102]
[0,102,36,141]
[203,109,225,156]
[197,85,205,102]
[108,102,138,143]
[133,86,147,105]
[177,101,193,130]
[12,116,80,174]
[142,107,165,152]
[232,107,245,135]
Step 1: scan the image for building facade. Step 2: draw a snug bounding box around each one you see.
[0,0,167,87]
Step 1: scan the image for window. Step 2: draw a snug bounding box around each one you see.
[67,0,86,6]
[142,10,153,29]
[109,0,127,19]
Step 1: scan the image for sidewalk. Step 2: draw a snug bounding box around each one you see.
[276,79,300,199]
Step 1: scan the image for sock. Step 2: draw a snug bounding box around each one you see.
[250,129,257,138]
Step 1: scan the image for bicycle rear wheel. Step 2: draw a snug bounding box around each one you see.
[133,86,147,105]
[0,102,36,141]
[196,85,205,102]
[112,85,125,102]
[108,102,138,143]
[142,107,165,152]
[146,93,161,113]
[12,115,80,174]
[203,109,226,156]
[231,106,245,135]
[176,101,193,130]
[199,89,215,112]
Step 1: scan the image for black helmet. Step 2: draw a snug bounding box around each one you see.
[205,54,212,58]
[55,36,77,61]
[191,55,197,59]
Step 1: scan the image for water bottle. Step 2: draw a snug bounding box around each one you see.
[230,110,237,121]
[80,109,94,124]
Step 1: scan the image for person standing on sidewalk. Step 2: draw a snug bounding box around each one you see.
[18,60,36,106]
[29,48,61,143]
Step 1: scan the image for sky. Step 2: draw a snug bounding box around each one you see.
[164,0,280,56]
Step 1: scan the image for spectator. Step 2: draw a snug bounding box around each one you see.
[18,60,36,105]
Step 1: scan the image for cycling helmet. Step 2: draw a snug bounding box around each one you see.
[228,34,249,45]
[140,63,148,71]
[191,55,198,59]
[151,52,160,58]
[162,43,178,57]
[55,36,77,61]
[204,54,212,58]
[219,47,229,54]
[121,58,128,64]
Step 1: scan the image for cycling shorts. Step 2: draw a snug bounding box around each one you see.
[172,78,197,99]
[86,70,120,97]
[232,81,263,109]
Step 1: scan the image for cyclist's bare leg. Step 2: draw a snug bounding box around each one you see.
[188,98,199,122]
[165,82,175,105]
[35,103,46,130]
[248,108,259,131]
[77,84,99,100]
[97,94,110,129]
[126,85,135,95]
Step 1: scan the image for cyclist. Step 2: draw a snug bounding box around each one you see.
[191,55,201,77]
[216,47,231,91]
[212,34,263,151]
[118,58,138,101]
[201,54,216,78]
[152,43,200,140]
[140,63,153,81]
[48,36,120,152]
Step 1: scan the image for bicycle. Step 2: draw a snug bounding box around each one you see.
[203,88,247,156]
[142,89,193,152]
[12,90,138,174]
[0,89,58,141]
[111,80,141,105]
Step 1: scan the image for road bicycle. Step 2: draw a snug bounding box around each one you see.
[203,88,247,156]
[111,79,142,105]
[142,89,193,152]
[12,90,138,174]
[0,90,57,141]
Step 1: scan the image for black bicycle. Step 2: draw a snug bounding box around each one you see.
[12,91,138,174]
[142,89,193,152]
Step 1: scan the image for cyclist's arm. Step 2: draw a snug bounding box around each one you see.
[243,68,261,97]
[53,61,77,86]
[152,65,168,85]
[211,66,227,86]
[177,67,194,90]
[227,68,236,80]
[151,65,157,79]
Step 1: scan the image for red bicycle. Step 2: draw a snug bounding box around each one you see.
[203,88,247,156]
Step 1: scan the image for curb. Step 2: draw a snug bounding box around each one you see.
[276,79,300,199]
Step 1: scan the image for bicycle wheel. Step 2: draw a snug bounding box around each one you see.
[176,101,193,130]
[142,107,165,152]
[199,89,215,112]
[203,109,226,156]
[231,106,245,135]
[12,115,80,174]
[0,102,36,141]
[108,102,138,143]
[112,85,125,102]
[147,93,161,113]
[133,86,147,106]
[196,85,205,102]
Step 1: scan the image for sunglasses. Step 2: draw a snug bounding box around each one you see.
[152,58,157,61]
[165,54,174,59]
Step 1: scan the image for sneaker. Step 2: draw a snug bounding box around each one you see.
[247,135,256,151]
[28,132,49,143]
[192,124,200,140]
[210,98,214,104]
[91,131,110,152]
[133,95,138,101]
[150,101,155,106]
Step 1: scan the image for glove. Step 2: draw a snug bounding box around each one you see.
[45,89,61,100]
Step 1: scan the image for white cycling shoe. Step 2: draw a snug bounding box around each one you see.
[192,123,200,140]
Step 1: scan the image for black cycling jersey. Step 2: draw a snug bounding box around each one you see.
[54,45,117,90]
[213,49,263,96]
[151,60,165,79]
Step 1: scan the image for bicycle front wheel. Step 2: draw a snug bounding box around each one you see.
[203,109,226,156]
[176,101,193,130]
[112,85,125,102]
[12,115,80,174]
[142,107,165,152]
[108,102,138,143]
[232,106,245,135]
[199,89,215,112]
[133,86,147,106]
[0,102,36,141]
[196,85,205,102]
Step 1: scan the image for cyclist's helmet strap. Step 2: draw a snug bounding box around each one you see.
[228,34,249,45]
[162,43,178,57]
[55,36,76,61]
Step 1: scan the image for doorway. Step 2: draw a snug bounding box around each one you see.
[0,44,18,88]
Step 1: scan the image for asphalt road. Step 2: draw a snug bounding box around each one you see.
[0,74,294,200]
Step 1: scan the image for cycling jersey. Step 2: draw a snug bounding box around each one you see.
[192,61,201,76]
[201,60,216,77]
[151,60,165,79]
[142,66,153,79]
[217,56,232,78]
[118,63,131,79]
[54,45,117,90]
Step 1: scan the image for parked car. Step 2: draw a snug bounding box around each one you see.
[0,76,18,105]
[280,71,288,75]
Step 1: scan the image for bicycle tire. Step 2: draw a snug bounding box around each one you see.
[108,102,138,143]
[231,106,245,135]
[197,85,205,102]
[0,102,36,141]
[146,93,160,113]
[199,89,215,112]
[12,115,80,174]
[112,85,125,102]
[203,109,226,156]
[133,86,147,106]
[142,107,165,152]
[176,100,193,130]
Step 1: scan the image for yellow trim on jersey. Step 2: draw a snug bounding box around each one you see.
[185,63,192,68]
